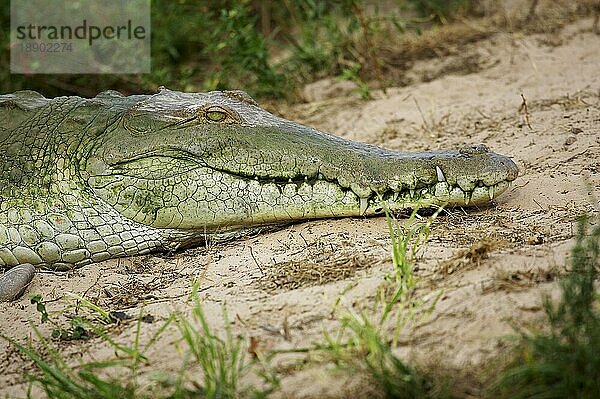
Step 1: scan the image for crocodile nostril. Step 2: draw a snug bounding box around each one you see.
[459,144,490,155]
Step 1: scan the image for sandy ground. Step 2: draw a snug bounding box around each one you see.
[1,15,600,399]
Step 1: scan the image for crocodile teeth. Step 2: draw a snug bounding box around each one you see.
[392,191,400,201]
[288,178,293,183]
[464,192,471,206]
[359,197,368,215]
[488,185,495,201]
[409,189,415,198]
[435,166,446,182]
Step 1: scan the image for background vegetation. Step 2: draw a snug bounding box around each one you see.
[0,0,478,99]
[2,1,597,100]
[3,0,596,100]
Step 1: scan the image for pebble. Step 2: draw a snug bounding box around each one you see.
[0,264,35,302]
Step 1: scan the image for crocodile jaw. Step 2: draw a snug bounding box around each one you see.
[89,162,516,232]
[89,138,518,232]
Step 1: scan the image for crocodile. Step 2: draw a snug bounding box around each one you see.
[0,88,518,301]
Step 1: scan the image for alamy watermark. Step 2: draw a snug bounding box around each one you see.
[11,0,151,74]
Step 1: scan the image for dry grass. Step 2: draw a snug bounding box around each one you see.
[438,237,504,276]
[262,237,387,291]
[384,23,492,68]
[101,274,179,308]
[481,264,563,294]
[362,0,600,90]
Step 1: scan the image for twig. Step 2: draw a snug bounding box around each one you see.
[518,93,533,130]
[413,97,431,133]
[248,245,263,276]
[532,198,544,210]
[525,0,539,23]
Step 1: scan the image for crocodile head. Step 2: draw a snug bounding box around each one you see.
[85,88,518,233]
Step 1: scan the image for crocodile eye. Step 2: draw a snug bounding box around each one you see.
[201,105,240,124]
[206,110,227,122]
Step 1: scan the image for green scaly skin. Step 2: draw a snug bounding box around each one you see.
[0,88,518,301]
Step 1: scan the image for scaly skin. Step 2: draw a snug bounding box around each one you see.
[0,88,518,300]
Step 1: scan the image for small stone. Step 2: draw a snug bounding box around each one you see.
[527,233,544,245]
[564,136,576,146]
[0,264,35,302]
[569,127,583,134]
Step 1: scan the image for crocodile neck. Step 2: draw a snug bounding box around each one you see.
[0,94,166,270]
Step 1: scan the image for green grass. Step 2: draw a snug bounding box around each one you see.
[323,206,446,398]
[29,292,125,341]
[1,284,277,399]
[322,207,600,398]
[4,1,598,98]
[489,213,600,398]
[1,307,172,398]
[325,311,436,398]
[380,206,443,344]
[169,283,278,398]
[0,207,443,399]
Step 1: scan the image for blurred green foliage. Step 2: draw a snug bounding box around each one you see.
[0,0,473,99]
[411,0,473,23]
[491,213,600,398]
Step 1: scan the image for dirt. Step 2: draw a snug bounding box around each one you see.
[1,14,600,399]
